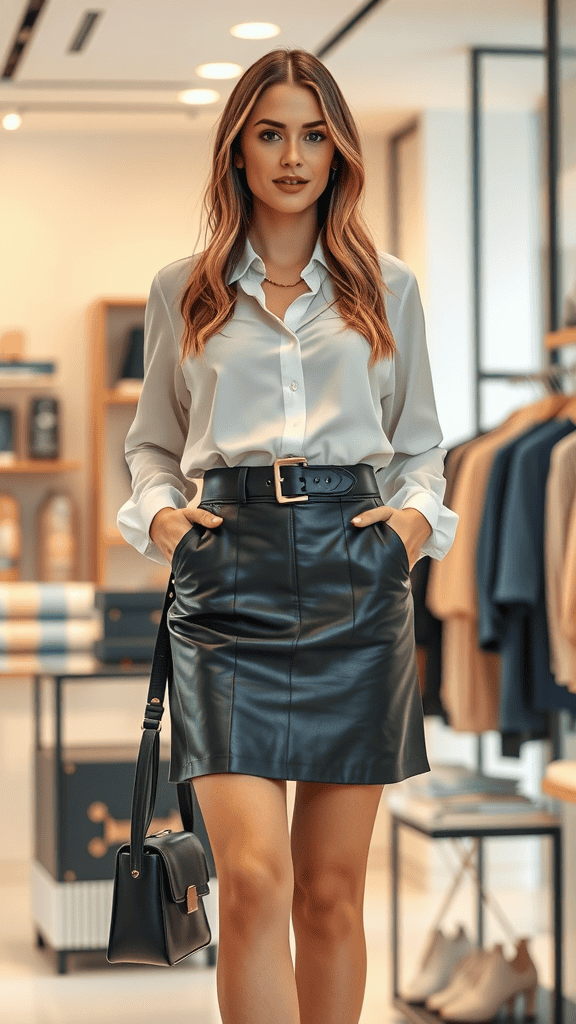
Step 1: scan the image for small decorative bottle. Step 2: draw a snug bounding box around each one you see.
[37,491,79,581]
[28,397,59,459]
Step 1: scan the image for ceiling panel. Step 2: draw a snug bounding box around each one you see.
[0,0,545,134]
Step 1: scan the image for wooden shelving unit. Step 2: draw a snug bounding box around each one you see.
[0,369,81,578]
[87,295,146,586]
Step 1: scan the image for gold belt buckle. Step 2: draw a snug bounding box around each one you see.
[273,456,309,503]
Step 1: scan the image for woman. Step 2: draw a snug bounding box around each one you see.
[118,47,458,1024]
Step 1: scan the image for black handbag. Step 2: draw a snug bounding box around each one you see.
[107,575,212,966]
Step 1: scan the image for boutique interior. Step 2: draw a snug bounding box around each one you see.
[1,1,576,1022]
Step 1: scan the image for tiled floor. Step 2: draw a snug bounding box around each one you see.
[0,862,554,1024]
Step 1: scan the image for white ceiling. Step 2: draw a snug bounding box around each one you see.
[0,0,546,134]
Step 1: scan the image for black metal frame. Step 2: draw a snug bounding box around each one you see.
[390,811,568,1024]
[471,42,556,413]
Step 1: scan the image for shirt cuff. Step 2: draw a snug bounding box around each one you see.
[389,491,459,563]
[117,485,189,566]
[401,493,455,561]
[400,491,440,534]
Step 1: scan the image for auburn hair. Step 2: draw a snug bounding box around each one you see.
[179,47,396,369]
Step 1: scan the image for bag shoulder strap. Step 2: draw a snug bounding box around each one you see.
[129,576,195,879]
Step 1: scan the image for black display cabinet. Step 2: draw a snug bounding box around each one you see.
[31,659,218,974]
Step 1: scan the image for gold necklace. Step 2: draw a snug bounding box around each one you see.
[264,275,302,288]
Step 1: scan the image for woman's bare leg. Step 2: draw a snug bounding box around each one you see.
[191,773,300,1024]
[290,781,385,1024]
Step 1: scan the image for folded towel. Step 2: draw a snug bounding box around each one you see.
[0,617,101,652]
[0,651,99,674]
[0,582,95,619]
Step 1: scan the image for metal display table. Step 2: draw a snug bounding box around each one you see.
[27,654,218,974]
[389,803,570,1023]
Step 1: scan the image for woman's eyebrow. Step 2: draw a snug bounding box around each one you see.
[253,118,327,129]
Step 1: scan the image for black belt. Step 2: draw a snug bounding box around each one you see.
[200,458,380,504]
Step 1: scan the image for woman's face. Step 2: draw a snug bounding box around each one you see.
[234,82,337,217]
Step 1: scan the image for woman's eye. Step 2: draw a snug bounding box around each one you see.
[259,130,326,143]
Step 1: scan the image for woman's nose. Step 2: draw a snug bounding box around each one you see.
[282,141,303,164]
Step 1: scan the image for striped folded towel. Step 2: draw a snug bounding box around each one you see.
[0,618,101,652]
[0,582,100,653]
[0,582,96,619]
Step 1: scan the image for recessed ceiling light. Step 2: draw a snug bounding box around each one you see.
[178,88,220,106]
[230,23,281,40]
[196,62,243,80]
[2,111,21,131]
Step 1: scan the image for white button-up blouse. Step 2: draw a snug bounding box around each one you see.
[117,233,459,566]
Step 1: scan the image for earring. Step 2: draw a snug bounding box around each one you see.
[330,166,337,182]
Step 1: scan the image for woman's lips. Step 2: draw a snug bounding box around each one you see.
[273,180,309,191]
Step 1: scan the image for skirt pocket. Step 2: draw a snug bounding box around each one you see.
[170,500,224,572]
[170,530,195,573]
[368,499,410,575]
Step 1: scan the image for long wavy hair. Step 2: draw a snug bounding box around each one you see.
[179,47,397,369]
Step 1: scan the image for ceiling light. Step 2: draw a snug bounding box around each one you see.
[2,111,22,131]
[178,88,220,106]
[230,23,281,40]
[196,62,243,80]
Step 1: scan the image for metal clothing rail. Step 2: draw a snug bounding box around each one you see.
[480,360,576,389]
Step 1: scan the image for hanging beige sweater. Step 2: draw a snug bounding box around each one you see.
[426,405,560,733]
[544,430,576,693]
[560,495,576,687]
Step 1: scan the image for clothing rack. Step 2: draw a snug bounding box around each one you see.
[473,346,576,774]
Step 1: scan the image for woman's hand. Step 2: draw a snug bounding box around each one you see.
[149,506,223,565]
[351,505,432,571]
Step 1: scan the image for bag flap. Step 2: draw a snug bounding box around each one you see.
[143,830,210,902]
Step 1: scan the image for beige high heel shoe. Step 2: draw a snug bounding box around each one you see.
[401,924,473,1003]
[439,938,538,1022]
[426,947,489,1011]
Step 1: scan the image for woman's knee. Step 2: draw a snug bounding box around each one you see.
[191,774,293,924]
[292,866,362,935]
[221,851,294,925]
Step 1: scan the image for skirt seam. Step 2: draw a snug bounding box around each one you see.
[171,620,193,772]
[286,505,302,778]
[338,498,356,639]
[229,501,241,762]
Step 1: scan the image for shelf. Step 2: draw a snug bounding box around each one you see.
[393,987,575,1023]
[542,764,576,805]
[104,387,141,404]
[387,803,560,837]
[0,459,81,473]
[0,375,59,387]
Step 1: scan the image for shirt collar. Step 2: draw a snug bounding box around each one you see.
[226,231,329,286]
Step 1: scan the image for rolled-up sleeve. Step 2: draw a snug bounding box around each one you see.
[116,271,192,565]
[378,268,459,562]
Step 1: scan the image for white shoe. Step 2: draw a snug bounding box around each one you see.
[401,924,473,1003]
[426,947,488,1011]
[439,939,538,1021]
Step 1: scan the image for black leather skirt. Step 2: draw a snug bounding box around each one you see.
[167,460,430,786]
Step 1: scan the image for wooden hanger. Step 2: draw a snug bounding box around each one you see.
[505,392,570,429]
[545,326,576,422]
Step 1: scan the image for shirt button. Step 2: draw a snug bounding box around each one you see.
[290,381,298,391]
